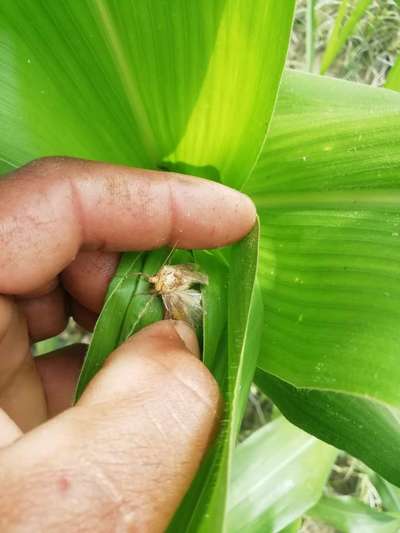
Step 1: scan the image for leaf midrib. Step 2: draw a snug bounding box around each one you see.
[252,190,400,209]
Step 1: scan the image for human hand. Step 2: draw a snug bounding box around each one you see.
[0,157,255,532]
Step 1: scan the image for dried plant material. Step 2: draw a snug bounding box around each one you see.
[148,264,208,327]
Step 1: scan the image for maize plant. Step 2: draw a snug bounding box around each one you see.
[2,1,400,531]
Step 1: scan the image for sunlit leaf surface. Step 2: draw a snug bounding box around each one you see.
[0,0,295,188]
[227,417,336,533]
[246,70,400,484]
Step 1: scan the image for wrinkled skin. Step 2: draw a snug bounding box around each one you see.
[0,157,255,532]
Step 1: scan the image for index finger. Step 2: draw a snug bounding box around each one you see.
[0,157,255,294]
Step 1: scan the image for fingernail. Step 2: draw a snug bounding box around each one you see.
[173,320,200,358]
[238,192,257,224]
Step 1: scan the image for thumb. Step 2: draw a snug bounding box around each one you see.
[0,321,221,533]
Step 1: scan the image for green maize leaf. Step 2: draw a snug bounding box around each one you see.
[244,69,400,482]
[320,0,373,74]
[227,220,263,434]
[255,369,400,486]
[386,55,400,92]
[193,250,228,373]
[308,495,400,533]
[169,221,262,532]
[162,2,295,188]
[75,251,147,400]
[227,417,337,533]
[0,0,295,188]
[0,160,15,175]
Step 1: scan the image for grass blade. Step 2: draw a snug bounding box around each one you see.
[320,0,373,74]
[385,55,400,92]
[306,0,317,72]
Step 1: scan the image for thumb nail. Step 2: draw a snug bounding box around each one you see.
[173,320,200,358]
